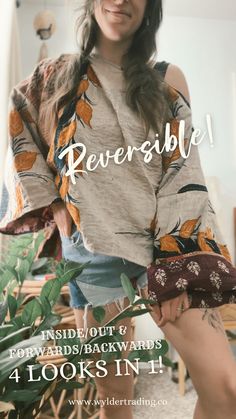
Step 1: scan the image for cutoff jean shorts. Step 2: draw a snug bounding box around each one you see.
[61,226,148,316]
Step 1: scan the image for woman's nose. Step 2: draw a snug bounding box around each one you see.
[113,0,128,5]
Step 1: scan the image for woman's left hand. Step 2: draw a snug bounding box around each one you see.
[155,291,190,327]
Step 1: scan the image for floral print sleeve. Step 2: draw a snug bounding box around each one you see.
[0,59,61,235]
[147,85,236,309]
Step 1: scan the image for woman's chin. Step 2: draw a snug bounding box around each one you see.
[102,28,132,44]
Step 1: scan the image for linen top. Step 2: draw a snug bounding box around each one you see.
[1,53,236,309]
[0,53,164,266]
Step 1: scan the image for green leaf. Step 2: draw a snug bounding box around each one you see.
[13,236,33,247]
[38,296,51,317]
[11,316,24,329]
[0,301,8,325]
[57,381,85,391]
[34,232,46,254]
[41,379,57,402]
[55,337,82,363]
[92,306,106,323]
[133,298,158,306]
[7,295,17,320]
[6,256,17,267]
[128,347,168,363]
[18,259,30,283]
[6,254,24,261]
[2,390,39,403]
[127,350,140,362]
[0,326,31,349]
[162,355,174,367]
[159,339,169,353]
[101,350,116,363]
[21,299,42,325]
[8,409,18,419]
[27,249,37,266]
[112,308,151,322]
[31,258,48,273]
[0,270,17,294]
[40,278,61,306]
[0,324,14,339]
[59,261,90,286]
[3,266,19,282]
[0,335,43,381]
[55,260,65,278]
[34,314,61,335]
[6,279,18,297]
[86,331,120,348]
[120,273,135,304]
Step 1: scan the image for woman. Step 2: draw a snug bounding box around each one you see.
[1,1,236,418]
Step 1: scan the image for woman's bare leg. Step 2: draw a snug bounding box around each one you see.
[141,286,236,419]
[73,297,134,419]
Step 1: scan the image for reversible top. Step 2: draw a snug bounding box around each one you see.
[1,53,236,309]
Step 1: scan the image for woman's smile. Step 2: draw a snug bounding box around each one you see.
[94,0,147,43]
[105,8,131,22]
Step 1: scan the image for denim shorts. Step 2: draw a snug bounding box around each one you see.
[60,228,148,313]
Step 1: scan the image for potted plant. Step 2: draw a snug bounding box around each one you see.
[0,232,171,418]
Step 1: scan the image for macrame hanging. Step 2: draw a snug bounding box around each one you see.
[33,2,57,62]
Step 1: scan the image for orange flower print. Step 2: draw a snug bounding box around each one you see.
[59,176,69,199]
[218,244,232,263]
[162,156,171,172]
[159,235,181,253]
[169,139,188,164]
[205,227,214,240]
[20,108,35,124]
[58,120,77,148]
[167,85,179,102]
[76,99,93,128]
[197,232,213,252]
[87,65,101,87]
[54,174,60,188]
[169,119,180,138]
[66,202,81,229]
[65,149,83,176]
[14,152,37,172]
[14,183,24,218]
[77,79,89,96]
[179,218,199,238]
[47,142,56,170]
[9,109,24,138]
[54,174,69,199]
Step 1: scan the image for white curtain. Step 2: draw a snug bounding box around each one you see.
[0,0,22,191]
[0,0,22,250]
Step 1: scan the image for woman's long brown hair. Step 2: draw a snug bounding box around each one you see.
[41,0,168,144]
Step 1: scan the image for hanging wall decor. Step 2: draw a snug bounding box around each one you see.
[33,8,57,61]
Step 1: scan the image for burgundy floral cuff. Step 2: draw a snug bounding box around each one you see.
[147,251,236,309]
[0,206,55,235]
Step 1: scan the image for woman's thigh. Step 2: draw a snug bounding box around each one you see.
[73,297,134,398]
[140,286,236,404]
[73,296,133,351]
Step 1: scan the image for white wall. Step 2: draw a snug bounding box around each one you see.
[158,16,236,261]
[17,1,77,75]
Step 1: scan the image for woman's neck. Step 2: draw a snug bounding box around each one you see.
[95,34,132,66]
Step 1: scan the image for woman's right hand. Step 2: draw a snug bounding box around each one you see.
[151,291,190,327]
[51,201,73,237]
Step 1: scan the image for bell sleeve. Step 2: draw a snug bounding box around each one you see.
[147,85,236,309]
[0,59,61,235]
